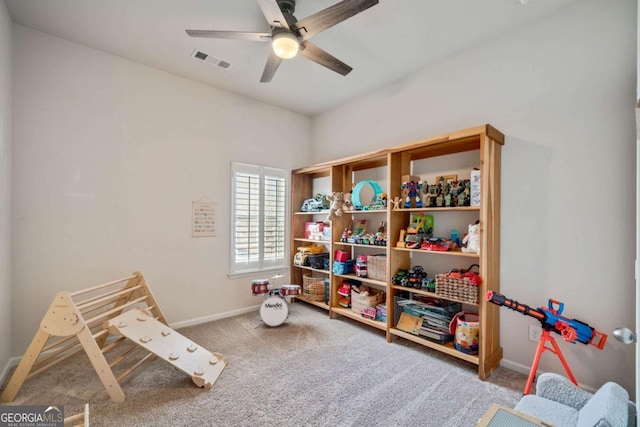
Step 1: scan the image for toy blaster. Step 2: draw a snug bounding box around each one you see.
[486,291,607,349]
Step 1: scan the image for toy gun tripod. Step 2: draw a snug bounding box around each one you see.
[486,291,608,394]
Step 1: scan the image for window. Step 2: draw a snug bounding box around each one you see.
[230,162,288,276]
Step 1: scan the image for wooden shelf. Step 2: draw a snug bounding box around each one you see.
[391,247,480,258]
[333,241,388,250]
[294,265,330,274]
[331,307,387,332]
[334,273,387,288]
[290,124,503,380]
[342,209,387,214]
[293,238,330,244]
[391,285,479,307]
[293,210,330,215]
[389,328,479,365]
[393,206,480,213]
[295,295,329,310]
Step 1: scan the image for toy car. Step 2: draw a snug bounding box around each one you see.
[355,255,368,278]
[361,307,376,320]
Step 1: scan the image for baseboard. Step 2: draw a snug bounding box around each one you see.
[499,358,533,376]
[500,358,596,393]
[169,305,261,330]
[0,305,261,387]
[1,355,21,386]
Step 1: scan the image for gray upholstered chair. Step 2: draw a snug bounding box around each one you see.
[514,373,636,427]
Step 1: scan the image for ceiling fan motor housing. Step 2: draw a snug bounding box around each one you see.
[277,0,296,15]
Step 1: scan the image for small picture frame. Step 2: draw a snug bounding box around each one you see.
[435,174,458,186]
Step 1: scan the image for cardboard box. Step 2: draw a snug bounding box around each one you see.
[470,169,481,207]
[304,222,323,239]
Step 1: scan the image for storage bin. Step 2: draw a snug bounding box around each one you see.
[450,312,479,355]
[434,272,480,304]
[303,274,325,302]
[309,253,329,270]
[333,260,354,275]
[435,265,481,304]
[334,250,350,262]
[324,278,330,305]
[367,255,387,281]
[351,290,385,316]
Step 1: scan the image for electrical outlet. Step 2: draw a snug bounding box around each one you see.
[529,324,542,342]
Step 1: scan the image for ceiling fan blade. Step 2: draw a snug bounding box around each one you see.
[299,42,352,76]
[257,0,291,29]
[186,30,271,42]
[293,0,378,41]
[260,50,283,82]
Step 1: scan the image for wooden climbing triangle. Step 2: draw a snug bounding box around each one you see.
[0,271,227,403]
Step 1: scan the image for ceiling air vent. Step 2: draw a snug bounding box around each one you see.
[191,49,231,69]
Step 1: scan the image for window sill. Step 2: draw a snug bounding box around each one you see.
[227,267,289,280]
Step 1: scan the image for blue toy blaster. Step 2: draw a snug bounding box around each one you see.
[486,291,607,349]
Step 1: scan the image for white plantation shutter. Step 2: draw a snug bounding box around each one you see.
[231,163,288,275]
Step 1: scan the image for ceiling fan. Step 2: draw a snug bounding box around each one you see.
[186,0,379,82]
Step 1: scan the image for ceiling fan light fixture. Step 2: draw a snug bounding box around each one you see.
[272,32,299,59]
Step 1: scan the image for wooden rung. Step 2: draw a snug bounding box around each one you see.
[75,285,143,310]
[116,352,154,383]
[100,336,127,354]
[84,296,148,324]
[63,403,89,427]
[69,274,138,297]
[27,346,84,379]
[42,335,77,353]
[108,344,142,369]
[63,413,83,424]
[33,340,81,368]
[92,329,109,341]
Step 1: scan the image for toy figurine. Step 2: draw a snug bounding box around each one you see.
[401,180,423,208]
[391,197,402,210]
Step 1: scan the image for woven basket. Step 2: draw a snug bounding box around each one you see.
[303,274,326,302]
[367,255,387,281]
[434,273,479,304]
[351,290,385,315]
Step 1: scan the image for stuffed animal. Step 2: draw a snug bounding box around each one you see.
[342,193,353,212]
[461,220,480,254]
[326,192,344,221]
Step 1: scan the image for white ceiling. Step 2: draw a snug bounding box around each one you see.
[5,0,580,116]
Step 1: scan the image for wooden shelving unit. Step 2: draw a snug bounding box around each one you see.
[290,124,504,380]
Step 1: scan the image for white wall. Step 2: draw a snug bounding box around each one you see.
[312,0,637,394]
[11,25,311,354]
[0,0,13,378]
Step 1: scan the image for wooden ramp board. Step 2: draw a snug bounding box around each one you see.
[107,307,227,389]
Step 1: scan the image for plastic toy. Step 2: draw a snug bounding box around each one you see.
[391,196,402,210]
[401,179,423,208]
[300,195,324,212]
[355,255,368,278]
[461,220,480,254]
[352,180,384,210]
[486,291,608,394]
[421,237,454,251]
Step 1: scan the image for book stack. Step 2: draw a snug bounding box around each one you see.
[396,298,461,344]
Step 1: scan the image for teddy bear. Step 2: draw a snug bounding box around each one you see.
[342,192,353,212]
[461,220,480,254]
[326,191,344,221]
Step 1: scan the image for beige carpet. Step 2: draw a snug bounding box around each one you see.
[1,302,528,426]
